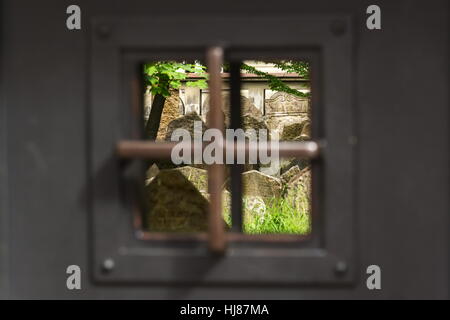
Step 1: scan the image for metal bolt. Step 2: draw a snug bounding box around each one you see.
[319,139,328,149]
[348,136,358,145]
[330,20,347,36]
[96,24,111,39]
[102,258,115,272]
[334,261,348,276]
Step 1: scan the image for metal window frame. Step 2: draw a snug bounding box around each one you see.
[90,15,355,285]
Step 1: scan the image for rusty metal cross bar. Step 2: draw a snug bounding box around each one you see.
[116,47,320,254]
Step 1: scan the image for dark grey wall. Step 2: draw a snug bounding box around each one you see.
[0,0,448,299]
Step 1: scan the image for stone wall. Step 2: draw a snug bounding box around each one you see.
[179,79,310,118]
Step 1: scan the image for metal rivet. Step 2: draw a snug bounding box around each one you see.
[348,136,358,145]
[330,20,347,36]
[334,261,348,275]
[102,258,115,272]
[96,24,111,39]
[319,139,328,149]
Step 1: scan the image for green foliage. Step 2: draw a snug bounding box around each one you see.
[273,61,309,78]
[144,60,310,99]
[240,61,310,98]
[143,61,208,97]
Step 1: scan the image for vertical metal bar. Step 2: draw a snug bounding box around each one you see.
[206,47,226,254]
[229,61,244,233]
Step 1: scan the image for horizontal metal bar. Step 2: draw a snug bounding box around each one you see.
[116,140,320,160]
[277,141,320,158]
[137,231,310,243]
[225,140,320,159]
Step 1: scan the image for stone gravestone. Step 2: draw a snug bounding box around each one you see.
[280,119,310,141]
[203,93,263,127]
[145,163,160,185]
[264,91,310,137]
[172,166,208,193]
[144,168,228,232]
[285,167,312,213]
[265,91,309,114]
[242,170,282,203]
[280,165,301,186]
[164,111,207,141]
[144,169,209,232]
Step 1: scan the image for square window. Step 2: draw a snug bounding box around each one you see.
[90,15,355,285]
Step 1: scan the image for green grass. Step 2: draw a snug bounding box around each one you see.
[244,197,311,235]
[223,196,311,235]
